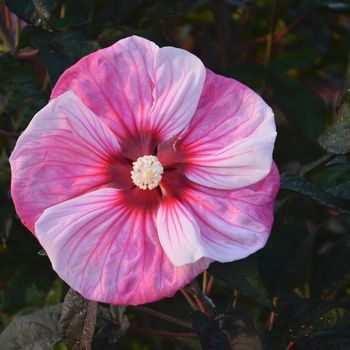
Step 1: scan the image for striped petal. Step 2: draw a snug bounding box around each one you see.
[51,36,205,158]
[160,164,279,264]
[35,188,211,305]
[10,92,131,234]
[158,69,276,190]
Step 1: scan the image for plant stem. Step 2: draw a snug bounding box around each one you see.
[135,305,193,329]
[180,288,199,310]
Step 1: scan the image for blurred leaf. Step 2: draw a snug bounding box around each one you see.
[278,231,316,299]
[5,0,53,30]
[59,288,98,350]
[319,92,350,154]
[0,304,62,349]
[336,53,350,112]
[94,0,146,26]
[279,172,350,215]
[272,74,325,142]
[208,254,276,311]
[299,154,335,177]
[311,235,350,299]
[259,329,287,350]
[0,259,57,313]
[302,0,350,10]
[326,154,350,166]
[92,319,129,350]
[278,300,350,349]
[147,0,210,19]
[52,29,99,62]
[0,52,46,129]
[190,311,231,350]
[271,50,317,72]
[223,62,267,85]
[308,328,350,349]
[278,299,337,329]
[190,302,263,350]
[327,181,350,200]
[30,29,72,87]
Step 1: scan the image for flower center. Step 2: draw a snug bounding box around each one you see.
[131,155,164,190]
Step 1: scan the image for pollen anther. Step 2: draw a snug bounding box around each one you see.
[131,155,164,190]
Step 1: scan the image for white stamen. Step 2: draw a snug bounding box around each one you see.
[131,155,164,190]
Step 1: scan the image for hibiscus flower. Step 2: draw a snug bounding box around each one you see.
[10,36,279,305]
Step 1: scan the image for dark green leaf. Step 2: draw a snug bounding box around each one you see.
[52,30,99,62]
[223,62,267,85]
[190,300,263,350]
[92,318,129,350]
[271,50,317,72]
[327,181,350,201]
[278,231,316,299]
[272,74,325,142]
[311,235,350,299]
[211,300,263,350]
[208,254,276,311]
[278,299,337,329]
[59,288,98,350]
[5,0,53,30]
[0,259,57,313]
[189,311,231,350]
[319,92,350,154]
[30,29,72,87]
[147,0,210,19]
[326,154,350,166]
[279,172,350,215]
[299,154,335,177]
[0,304,62,349]
[259,330,287,350]
[301,0,350,10]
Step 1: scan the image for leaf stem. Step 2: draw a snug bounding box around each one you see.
[135,305,193,329]
[180,288,200,311]
[202,270,208,295]
[206,276,215,296]
[268,297,278,331]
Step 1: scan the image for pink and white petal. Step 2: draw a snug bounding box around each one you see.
[148,46,206,141]
[10,92,131,234]
[157,199,207,266]
[35,188,211,305]
[157,69,276,189]
[183,163,279,262]
[160,164,279,263]
[184,134,276,189]
[51,36,205,157]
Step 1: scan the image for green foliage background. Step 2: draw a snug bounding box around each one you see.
[1,0,350,349]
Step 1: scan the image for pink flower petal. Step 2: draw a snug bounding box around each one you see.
[35,188,211,305]
[10,92,132,234]
[160,163,279,263]
[157,69,276,190]
[157,198,206,266]
[51,36,205,159]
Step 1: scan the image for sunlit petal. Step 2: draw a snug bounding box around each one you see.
[161,164,279,263]
[51,36,205,158]
[158,69,276,190]
[35,188,211,305]
[157,199,206,266]
[10,92,131,233]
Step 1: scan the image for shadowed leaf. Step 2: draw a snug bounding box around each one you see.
[59,289,98,350]
[280,172,350,215]
[5,0,53,30]
[319,92,350,154]
[0,304,62,349]
[190,300,263,350]
[208,254,276,311]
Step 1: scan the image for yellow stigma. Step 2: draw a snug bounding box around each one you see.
[145,169,153,180]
